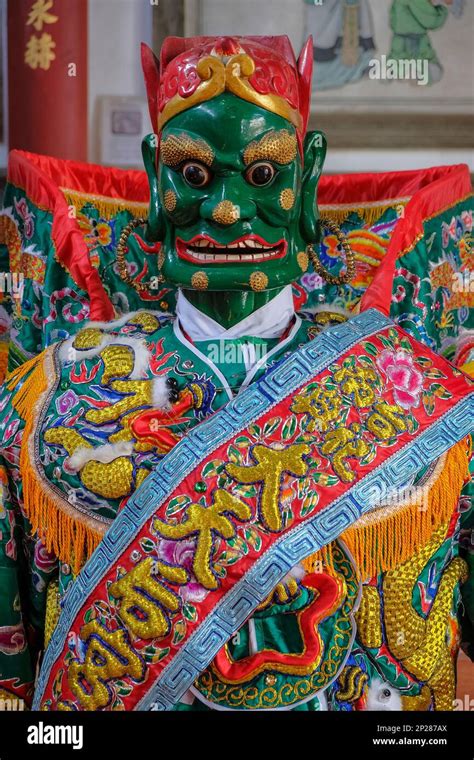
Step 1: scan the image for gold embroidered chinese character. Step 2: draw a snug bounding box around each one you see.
[319,423,371,483]
[24,33,56,70]
[26,0,58,31]
[333,365,378,408]
[68,621,144,710]
[226,443,310,531]
[367,401,407,440]
[291,386,342,432]
[153,491,251,589]
[109,557,188,640]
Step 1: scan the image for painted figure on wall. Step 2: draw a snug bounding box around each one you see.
[389,0,464,84]
[304,0,376,89]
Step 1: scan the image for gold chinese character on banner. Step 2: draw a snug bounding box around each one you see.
[24,32,56,70]
[25,0,58,71]
[26,0,58,31]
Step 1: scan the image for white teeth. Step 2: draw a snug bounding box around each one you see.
[184,239,282,263]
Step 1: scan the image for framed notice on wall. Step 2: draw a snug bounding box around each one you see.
[99,96,149,168]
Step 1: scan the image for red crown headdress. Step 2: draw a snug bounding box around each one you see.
[141,35,313,155]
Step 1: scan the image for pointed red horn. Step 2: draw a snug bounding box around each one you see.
[297,36,313,137]
[141,43,160,132]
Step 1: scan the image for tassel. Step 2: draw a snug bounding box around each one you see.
[10,351,104,574]
[61,188,149,222]
[302,439,469,582]
[340,440,469,581]
[302,543,338,576]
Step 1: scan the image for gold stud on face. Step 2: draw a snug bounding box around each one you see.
[212,200,240,225]
[163,189,177,212]
[279,188,295,211]
[297,251,309,272]
[191,271,209,290]
[249,271,269,291]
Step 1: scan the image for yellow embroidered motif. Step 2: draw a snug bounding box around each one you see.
[44,427,91,455]
[291,386,343,433]
[44,427,134,499]
[383,522,468,711]
[333,365,378,408]
[366,401,407,440]
[109,558,188,640]
[226,443,310,531]
[355,585,382,649]
[69,621,145,710]
[319,424,370,483]
[401,685,432,711]
[72,328,105,351]
[335,665,369,703]
[100,345,135,385]
[153,491,252,589]
[85,380,153,424]
[127,313,160,334]
[44,578,60,647]
[81,458,134,500]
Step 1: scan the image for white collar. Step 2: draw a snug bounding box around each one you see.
[176,285,295,342]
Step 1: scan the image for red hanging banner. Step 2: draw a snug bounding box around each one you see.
[8,0,88,161]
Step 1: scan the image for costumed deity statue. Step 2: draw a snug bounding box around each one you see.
[0,35,472,713]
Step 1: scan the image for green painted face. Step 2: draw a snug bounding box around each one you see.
[143,93,326,293]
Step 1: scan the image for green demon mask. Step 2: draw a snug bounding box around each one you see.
[141,36,326,297]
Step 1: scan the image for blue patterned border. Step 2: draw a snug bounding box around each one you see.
[32,308,473,710]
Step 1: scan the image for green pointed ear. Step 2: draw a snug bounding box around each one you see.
[300,130,327,243]
[142,133,165,241]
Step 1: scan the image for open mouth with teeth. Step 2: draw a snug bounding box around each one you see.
[176,235,287,264]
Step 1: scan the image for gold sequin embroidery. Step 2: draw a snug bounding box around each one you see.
[243,129,297,166]
[226,443,310,532]
[72,328,105,351]
[69,621,145,710]
[127,312,160,334]
[355,585,382,649]
[153,491,251,590]
[110,557,188,640]
[383,523,468,710]
[160,134,214,168]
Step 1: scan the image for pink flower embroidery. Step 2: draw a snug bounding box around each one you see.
[157,538,209,603]
[376,349,423,409]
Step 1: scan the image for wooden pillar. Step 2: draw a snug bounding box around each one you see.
[8,0,88,161]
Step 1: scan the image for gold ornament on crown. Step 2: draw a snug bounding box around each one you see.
[158,53,303,133]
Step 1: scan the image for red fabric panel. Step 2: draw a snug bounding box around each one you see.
[8,150,114,321]
[8,0,88,161]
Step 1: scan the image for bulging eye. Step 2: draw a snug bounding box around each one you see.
[181,161,211,188]
[245,162,276,187]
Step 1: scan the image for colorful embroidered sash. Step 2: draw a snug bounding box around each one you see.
[33,309,473,711]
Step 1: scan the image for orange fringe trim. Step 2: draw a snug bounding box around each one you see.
[319,198,410,228]
[303,439,469,581]
[343,441,468,581]
[60,187,149,222]
[9,352,104,574]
